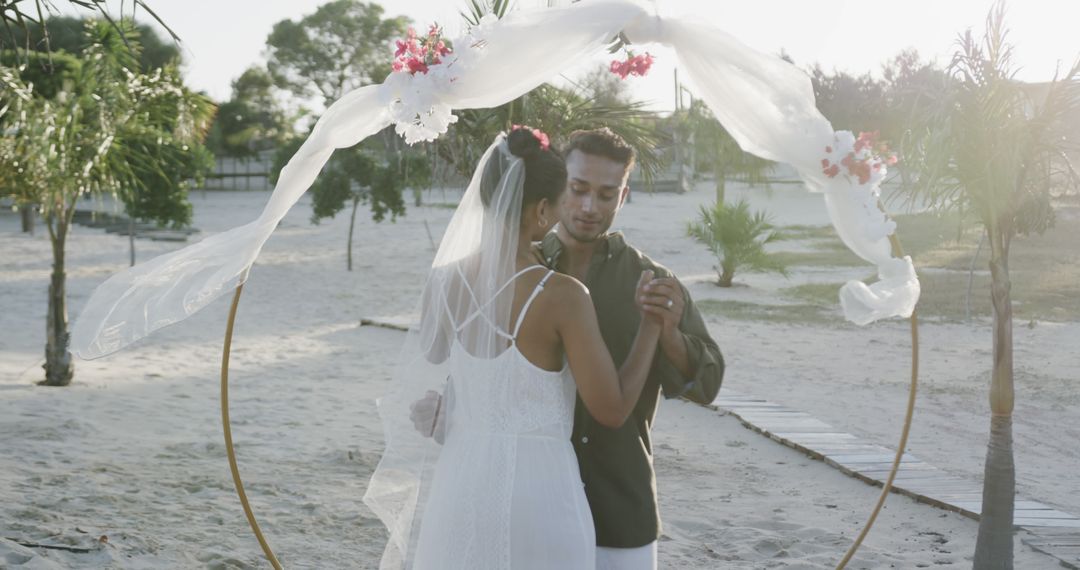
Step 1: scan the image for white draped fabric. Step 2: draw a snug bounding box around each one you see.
[71,0,919,359]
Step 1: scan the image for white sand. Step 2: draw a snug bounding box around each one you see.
[1,184,1073,568]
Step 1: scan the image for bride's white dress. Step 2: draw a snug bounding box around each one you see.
[411,266,596,569]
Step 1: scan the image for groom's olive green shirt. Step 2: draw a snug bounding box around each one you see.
[539,231,725,548]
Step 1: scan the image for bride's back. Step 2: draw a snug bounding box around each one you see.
[442,263,578,438]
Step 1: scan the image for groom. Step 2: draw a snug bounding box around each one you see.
[411,128,724,570]
[539,128,724,570]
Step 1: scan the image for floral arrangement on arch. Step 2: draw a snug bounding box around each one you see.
[392,25,453,75]
[605,30,654,79]
[821,130,898,186]
[381,15,507,144]
[609,51,654,79]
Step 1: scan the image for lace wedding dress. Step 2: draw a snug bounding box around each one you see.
[411,265,595,569]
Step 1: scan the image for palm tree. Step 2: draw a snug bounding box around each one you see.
[686,199,788,287]
[0,20,212,386]
[1,1,176,56]
[907,4,1080,567]
[682,99,773,204]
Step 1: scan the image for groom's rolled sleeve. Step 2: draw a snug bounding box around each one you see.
[654,287,724,404]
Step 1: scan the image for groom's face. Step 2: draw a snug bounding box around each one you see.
[559,150,630,244]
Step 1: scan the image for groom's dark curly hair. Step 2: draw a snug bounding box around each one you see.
[563,127,636,174]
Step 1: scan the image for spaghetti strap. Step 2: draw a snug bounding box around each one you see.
[511,269,556,341]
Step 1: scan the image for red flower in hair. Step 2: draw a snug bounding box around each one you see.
[511,124,551,150]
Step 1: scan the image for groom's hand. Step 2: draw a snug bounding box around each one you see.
[640,277,685,334]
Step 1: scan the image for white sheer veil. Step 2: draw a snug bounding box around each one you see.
[362,131,529,568]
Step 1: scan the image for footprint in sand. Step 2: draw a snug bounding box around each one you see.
[753,537,792,558]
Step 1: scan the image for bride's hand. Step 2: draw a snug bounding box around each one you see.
[634,270,663,328]
[410,390,445,441]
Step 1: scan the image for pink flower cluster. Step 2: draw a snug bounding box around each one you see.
[392,25,452,75]
[511,124,550,150]
[609,52,654,79]
[821,131,899,185]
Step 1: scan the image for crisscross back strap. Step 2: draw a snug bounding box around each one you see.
[511,269,556,341]
[453,264,548,336]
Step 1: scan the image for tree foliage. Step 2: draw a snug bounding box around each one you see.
[678,98,773,201]
[266,0,407,108]
[3,13,179,69]
[205,65,292,158]
[268,136,424,269]
[271,135,419,226]
[878,49,949,147]
[909,17,1079,234]
[807,50,948,165]
[575,64,632,107]
[439,82,668,187]
[809,64,885,135]
[0,47,80,98]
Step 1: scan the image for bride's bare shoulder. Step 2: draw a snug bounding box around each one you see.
[542,272,590,302]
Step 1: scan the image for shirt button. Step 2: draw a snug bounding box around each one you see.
[581,436,589,444]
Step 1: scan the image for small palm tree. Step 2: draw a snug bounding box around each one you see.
[907,4,1080,567]
[1,20,212,386]
[687,199,788,287]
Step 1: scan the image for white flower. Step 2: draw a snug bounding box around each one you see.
[382,35,481,144]
[470,13,499,43]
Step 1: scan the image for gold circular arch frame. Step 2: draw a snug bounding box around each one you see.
[218,234,919,570]
[221,284,283,570]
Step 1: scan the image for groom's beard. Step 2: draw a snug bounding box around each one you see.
[561,218,610,244]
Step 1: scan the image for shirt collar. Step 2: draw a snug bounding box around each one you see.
[541,231,626,267]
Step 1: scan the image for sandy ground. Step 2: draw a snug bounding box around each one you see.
[1,183,1073,569]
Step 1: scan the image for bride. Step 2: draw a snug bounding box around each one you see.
[363,127,662,569]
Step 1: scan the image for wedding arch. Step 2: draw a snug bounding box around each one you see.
[71,2,921,568]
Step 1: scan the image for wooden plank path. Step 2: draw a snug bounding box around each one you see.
[710,390,1080,569]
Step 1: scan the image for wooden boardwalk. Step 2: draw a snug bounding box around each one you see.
[710,390,1080,569]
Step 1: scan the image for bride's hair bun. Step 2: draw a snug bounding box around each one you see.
[479,127,566,210]
[507,126,546,160]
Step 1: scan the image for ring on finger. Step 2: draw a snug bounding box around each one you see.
[666,298,674,309]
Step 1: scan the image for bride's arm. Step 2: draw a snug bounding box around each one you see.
[556,271,662,428]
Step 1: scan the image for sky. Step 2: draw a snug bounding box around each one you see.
[69,0,1080,110]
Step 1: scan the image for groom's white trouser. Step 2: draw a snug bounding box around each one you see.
[596,541,657,570]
